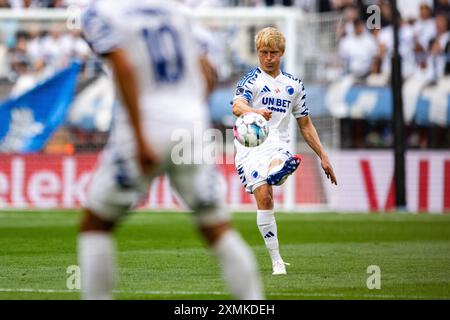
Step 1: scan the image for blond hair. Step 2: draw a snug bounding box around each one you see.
[255,27,286,52]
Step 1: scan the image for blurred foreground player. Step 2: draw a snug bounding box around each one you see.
[79,0,263,300]
[232,27,337,275]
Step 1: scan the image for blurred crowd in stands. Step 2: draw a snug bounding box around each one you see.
[1,0,449,85]
[336,0,450,85]
[0,1,98,95]
[0,0,449,152]
[0,0,88,8]
[1,25,95,96]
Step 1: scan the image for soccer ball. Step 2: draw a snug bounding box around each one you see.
[233,112,269,147]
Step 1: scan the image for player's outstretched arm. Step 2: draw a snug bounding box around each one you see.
[104,49,159,172]
[232,98,272,120]
[297,116,337,185]
[198,55,217,97]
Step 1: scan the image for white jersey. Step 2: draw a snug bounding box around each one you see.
[233,67,309,163]
[81,0,209,150]
[81,1,229,222]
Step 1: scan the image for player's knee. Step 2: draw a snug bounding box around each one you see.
[198,222,231,246]
[257,194,273,210]
[269,157,284,170]
[80,209,116,232]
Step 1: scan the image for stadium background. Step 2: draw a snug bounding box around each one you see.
[0,0,449,301]
[0,0,449,213]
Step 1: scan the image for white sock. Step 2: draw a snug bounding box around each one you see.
[213,230,264,300]
[78,232,116,300]
[257,210,282,263]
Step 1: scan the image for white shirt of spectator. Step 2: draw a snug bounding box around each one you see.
[27,36,43,66]
[343,22,355,37]
[338,31,378,77]
[11,73,37,96]
[0,44,7,78]
[438,31,450,52]
[63,0,92,7]
[436,31,450,78]
[413,18,436,51]
[183,0,223,7]
[8,0,40,9]
[41,31,72,70]
[397,0,433,21]
[378,24,416,79]
[71,34,91,59]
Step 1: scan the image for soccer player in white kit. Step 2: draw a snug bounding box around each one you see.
[78,0,263,300]
[232,27,337,275]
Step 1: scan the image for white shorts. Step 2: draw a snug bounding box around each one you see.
[86,119,229,226]
[235,141,293,194]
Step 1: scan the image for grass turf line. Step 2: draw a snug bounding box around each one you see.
[0,211,449,300]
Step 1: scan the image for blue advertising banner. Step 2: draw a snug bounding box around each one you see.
[326,77,450,126]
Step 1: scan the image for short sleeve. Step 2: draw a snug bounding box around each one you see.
[81,5,122,55]
[233,83,255,103]
[292,80,310,118]
[232,68,261,104]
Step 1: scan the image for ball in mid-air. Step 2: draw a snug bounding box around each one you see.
[233,112,269,147]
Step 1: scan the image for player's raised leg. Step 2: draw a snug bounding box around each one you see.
[267,153,302,186]
[253,184,289,275]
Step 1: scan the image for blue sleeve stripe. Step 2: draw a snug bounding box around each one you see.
[301,109,309,116]
[238,70,256,86]
[82,5,120,55]
[238,68,260,86]
[243,92,253,101]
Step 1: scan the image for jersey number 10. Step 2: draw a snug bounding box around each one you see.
[141,26,185,84]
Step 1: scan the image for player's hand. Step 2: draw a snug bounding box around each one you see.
[256,109,272,121]
[321,157,337,185]
[137,141,159,173]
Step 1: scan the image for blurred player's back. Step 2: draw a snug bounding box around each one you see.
[82,0,207,123]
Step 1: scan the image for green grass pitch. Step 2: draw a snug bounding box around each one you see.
[0,210,449,300]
